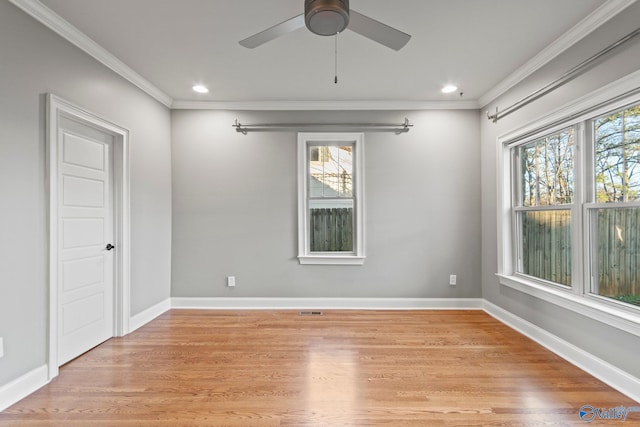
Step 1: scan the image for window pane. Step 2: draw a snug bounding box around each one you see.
[594,105,640,203]
[309,199,353,252]
[309,145,353,198]
[591,207,640,307]
[519,210,571,285]
[519,128,574,206]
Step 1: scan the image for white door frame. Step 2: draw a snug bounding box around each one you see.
[47,94,130,380]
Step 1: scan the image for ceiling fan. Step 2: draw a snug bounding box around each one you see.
[239,0,411,51]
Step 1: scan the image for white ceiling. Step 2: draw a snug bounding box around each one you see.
[25,0,625,108]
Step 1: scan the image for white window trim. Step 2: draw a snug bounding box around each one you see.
[297,132,365,265]
[496,70,640,337]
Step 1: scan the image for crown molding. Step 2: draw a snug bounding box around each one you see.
[9,0,173,108]
[13,0,631,113]
[9,0,479,112]
[170,99,480,111]
[478,0,637,108]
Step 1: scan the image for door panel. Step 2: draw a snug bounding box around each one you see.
[58,116,114,365]
[62,218,104,248]
[62,293,105,335]
[62,176,105,207]
[62,256,104,292]
[62,132,106,171]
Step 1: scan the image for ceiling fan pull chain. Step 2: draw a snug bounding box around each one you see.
[334,34,338,84]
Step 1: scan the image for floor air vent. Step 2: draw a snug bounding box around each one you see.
[299,311,324,316]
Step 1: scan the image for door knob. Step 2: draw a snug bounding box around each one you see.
[105,243,115,251]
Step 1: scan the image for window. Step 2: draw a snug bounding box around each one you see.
[588,105,640,306]
[297,133,365,265]
[515,128,575,286]
[498,89,640,336]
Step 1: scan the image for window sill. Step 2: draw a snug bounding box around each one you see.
[298,255,366,266]
[497,273,640,337]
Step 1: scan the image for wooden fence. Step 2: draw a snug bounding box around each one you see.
[522,210,572,286]
[522,208,640,300]
[310,208,353,252]
[596,208,640,297]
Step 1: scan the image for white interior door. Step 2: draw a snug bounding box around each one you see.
[57,116,114,365]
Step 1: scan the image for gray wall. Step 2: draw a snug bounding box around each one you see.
[0,1,172,386]
[171,109,481,299]
[480,2,640,378]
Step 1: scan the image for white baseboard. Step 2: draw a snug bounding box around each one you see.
[129,298,171,333]
[171,297,484,310]
[483,300,640,404]
[0,365,48,412]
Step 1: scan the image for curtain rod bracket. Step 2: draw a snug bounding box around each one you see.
[487,107,498,123]
[233,119,248,134]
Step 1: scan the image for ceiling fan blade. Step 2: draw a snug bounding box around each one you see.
[239,14,305,48]
[347,10,411,51]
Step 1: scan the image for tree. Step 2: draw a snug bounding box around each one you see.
[520,128,574,206]
[594,105,640,203]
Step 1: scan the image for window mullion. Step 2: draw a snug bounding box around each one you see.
[572,122,586,297]
[512,147,522,273]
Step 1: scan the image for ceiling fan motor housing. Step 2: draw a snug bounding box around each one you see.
[305,0,350,36]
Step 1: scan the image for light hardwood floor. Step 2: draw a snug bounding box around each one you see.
[1,310,637,426]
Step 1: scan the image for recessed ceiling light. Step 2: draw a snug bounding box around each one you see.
[192,85,209,94]
[441,85,458,94]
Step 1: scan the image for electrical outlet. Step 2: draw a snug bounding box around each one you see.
[0,337,4,358]
[449,275,457,286]
[227,276,236,287]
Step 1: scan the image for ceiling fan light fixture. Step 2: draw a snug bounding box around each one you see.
[239,0,410,51]
[305,0,350,36]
